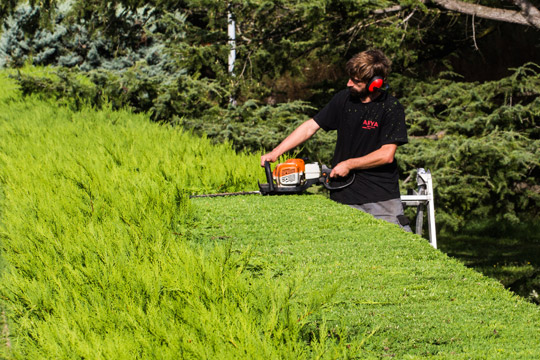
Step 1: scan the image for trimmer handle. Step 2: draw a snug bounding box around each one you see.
[320,165,355,190]
[264,161,275,192]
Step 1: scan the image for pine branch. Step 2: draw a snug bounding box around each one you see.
[432,0,540,28]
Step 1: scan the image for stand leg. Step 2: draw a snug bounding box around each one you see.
[416,204,425,236]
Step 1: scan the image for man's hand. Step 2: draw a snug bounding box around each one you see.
[260,152,280,167]
[332,144,398,174]
[330,160,351,178]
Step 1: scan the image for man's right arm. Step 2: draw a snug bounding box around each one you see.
[260,119,320,166]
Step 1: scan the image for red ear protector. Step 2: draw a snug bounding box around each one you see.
[367,76,385,92]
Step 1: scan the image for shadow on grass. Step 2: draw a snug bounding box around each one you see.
[438,220,540,305]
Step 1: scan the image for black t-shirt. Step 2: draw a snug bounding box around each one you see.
[313,89,408,205]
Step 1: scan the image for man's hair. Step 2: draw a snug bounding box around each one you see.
[346,49,392,82]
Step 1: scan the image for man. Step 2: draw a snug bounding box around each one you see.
[260,49,411,231]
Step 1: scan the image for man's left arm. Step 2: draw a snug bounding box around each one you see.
[330,144,398,178]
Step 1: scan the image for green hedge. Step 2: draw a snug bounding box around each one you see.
[191,195,540,358]
[1,71,539,358]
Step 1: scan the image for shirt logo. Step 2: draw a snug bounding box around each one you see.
[362,120,379,130]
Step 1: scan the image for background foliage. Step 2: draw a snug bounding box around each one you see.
[395,64,540,229]
[0,0,539,231]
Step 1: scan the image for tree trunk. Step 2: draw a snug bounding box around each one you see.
[432,0,540,28]
[373,0,540,29]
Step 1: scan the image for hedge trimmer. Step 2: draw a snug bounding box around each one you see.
[190,159,438,249]
[189,159,354,198]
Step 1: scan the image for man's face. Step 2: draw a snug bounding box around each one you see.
[347,77,369,99]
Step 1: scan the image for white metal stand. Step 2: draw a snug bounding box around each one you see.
[401,169,437,249]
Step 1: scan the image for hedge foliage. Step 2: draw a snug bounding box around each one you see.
[191,195,540,358]
[1,74,321,358]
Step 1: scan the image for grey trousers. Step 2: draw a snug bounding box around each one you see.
[348,198,413,232]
